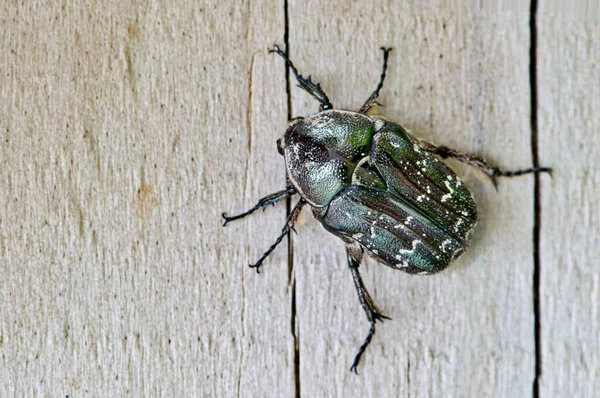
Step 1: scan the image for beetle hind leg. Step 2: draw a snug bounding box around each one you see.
[269,44,333,111]
[248,199,305,273]
[221,185,296,226]
[420,141,553,189]
[346,243,391,374]
[359,47,393,114]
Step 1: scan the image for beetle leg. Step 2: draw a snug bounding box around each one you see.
[221,185,296,226]
[248,199,305,273]
[359,47,393,114]
[346,243,391,374]
[420,141,553,189]
[269,44,333,111]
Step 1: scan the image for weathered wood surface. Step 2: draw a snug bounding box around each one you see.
[290,4,537,398]
[538,8,600,397]
[0,1,597,397]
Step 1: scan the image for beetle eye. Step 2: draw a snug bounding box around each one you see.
[276,138,284,155]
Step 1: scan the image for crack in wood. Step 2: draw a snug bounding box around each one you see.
[530,1,542,397]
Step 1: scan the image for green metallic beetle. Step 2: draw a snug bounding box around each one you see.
[222,45,551,373]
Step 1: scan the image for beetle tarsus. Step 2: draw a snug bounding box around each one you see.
[346,243,389,373]
[350,323,376,374]
[270,44,334,111]
[221,186,296,226]
[359,47,393,114]
[420,141,553,187]
[248,199,305,272]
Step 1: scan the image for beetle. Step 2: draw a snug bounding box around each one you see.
[222,45,551,373]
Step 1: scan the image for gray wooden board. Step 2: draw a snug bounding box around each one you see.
[0,1,292,396]
[289,3,536,397]
[538,10,600,398]
[0,0,598,397]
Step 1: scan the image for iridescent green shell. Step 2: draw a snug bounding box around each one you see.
[283,110,478,274]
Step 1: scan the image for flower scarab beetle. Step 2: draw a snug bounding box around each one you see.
[222,45,552,373]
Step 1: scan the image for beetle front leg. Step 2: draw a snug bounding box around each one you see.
[269,44,334,111]
[359,47,393,115]
[346,243,391,374]
[221,185,296,226]
[248,198,305,273]
[420,141,552,188]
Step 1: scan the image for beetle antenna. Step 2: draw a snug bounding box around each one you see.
[269,44,334,112]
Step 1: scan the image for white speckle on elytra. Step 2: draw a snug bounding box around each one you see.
[379,215,385,220]
[367,211,372,215]
[405,216,413,225]
[447,175,453,180]
[440,239,452,253]
[461,210,470,216]
[394,224,401,229]
[442,179,456,202]
[390,141,400,148]
[417,195,424,202]
[372,249,379,255]
[400,239,422,254]
[353,233,364,240]
[426,186,432,194]
[395,255,409,268]
[454,218,464,232]
[456,179,462,186]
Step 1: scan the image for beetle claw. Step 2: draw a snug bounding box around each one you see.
[249,263,262,273]
[491,176,499,191]
[374,312,391,322]
[487,169,500,191]
[221,212,232,226]
[540,167,553,178]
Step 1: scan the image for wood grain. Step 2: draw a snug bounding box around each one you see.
[538,9,600,397]
[288,3,537,397]
[0,1,291,395]
[0,1,597,396]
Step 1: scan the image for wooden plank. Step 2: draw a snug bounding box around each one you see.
[7,1,596,396]
[0,1,290,395]
[288,2,538,396]
[538,8,600,397]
